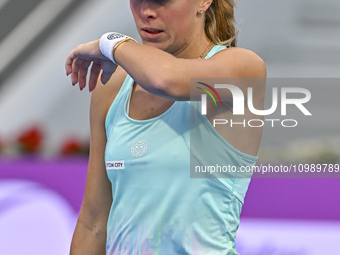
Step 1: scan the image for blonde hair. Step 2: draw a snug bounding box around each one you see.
[204,0,237,47]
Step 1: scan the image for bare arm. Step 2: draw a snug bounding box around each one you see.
[65,38,266,99]
[115,42,266,100]
[70,67,126,254]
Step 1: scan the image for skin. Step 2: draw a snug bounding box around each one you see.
[68,0,266,254]
[130,0,212,57]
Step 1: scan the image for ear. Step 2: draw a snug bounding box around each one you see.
[198,0,213,13]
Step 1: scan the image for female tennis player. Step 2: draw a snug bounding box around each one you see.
[66,0,266,254]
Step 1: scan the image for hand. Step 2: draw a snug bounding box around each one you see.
[65,39,117,92]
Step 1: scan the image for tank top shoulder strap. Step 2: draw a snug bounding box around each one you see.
[205,44,227,59]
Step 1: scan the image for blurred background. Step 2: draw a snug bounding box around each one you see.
[0,0,339,254]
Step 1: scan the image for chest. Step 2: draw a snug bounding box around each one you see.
[128,83,175,120]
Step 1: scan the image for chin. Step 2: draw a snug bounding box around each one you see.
[142,40,167,51]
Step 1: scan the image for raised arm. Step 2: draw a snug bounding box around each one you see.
[114,41,266,100]
[65,36,266,99]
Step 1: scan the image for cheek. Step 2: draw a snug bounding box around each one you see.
[129,0,140,21]
[168,14,196,37]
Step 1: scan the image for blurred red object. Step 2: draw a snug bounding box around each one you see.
[61,139,83,155]
[17,126,44,153]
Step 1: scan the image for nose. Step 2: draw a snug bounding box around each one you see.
[139,0,157,19]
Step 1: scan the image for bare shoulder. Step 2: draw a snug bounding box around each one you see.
[212,47,267,79]
[90,66,128,117]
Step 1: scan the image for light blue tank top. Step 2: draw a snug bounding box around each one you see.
[105,45,257,255]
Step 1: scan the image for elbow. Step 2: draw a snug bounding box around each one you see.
[249,52,267,79]
[256,57,267,78]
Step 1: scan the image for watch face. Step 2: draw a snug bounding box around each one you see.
[107,33,125,40]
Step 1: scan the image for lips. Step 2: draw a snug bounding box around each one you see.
[142,28,163,34]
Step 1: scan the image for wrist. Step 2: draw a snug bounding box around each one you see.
[99,32,136,64]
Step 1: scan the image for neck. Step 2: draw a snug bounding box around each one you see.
[174,38,213,59]
[168,25,214,59]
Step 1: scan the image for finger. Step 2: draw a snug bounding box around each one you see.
[78,60,91,91]
[89,63,102,92]
[65,50,78,75]
[71,58,84,85]
[73,57,84,73]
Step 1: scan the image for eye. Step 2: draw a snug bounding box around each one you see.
[153,0,169,5]
[131,0,170,6]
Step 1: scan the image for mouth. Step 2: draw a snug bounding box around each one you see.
[142,28,164,34]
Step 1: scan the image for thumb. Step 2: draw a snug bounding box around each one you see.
[100,71,114,85]
[100,61,117,84]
